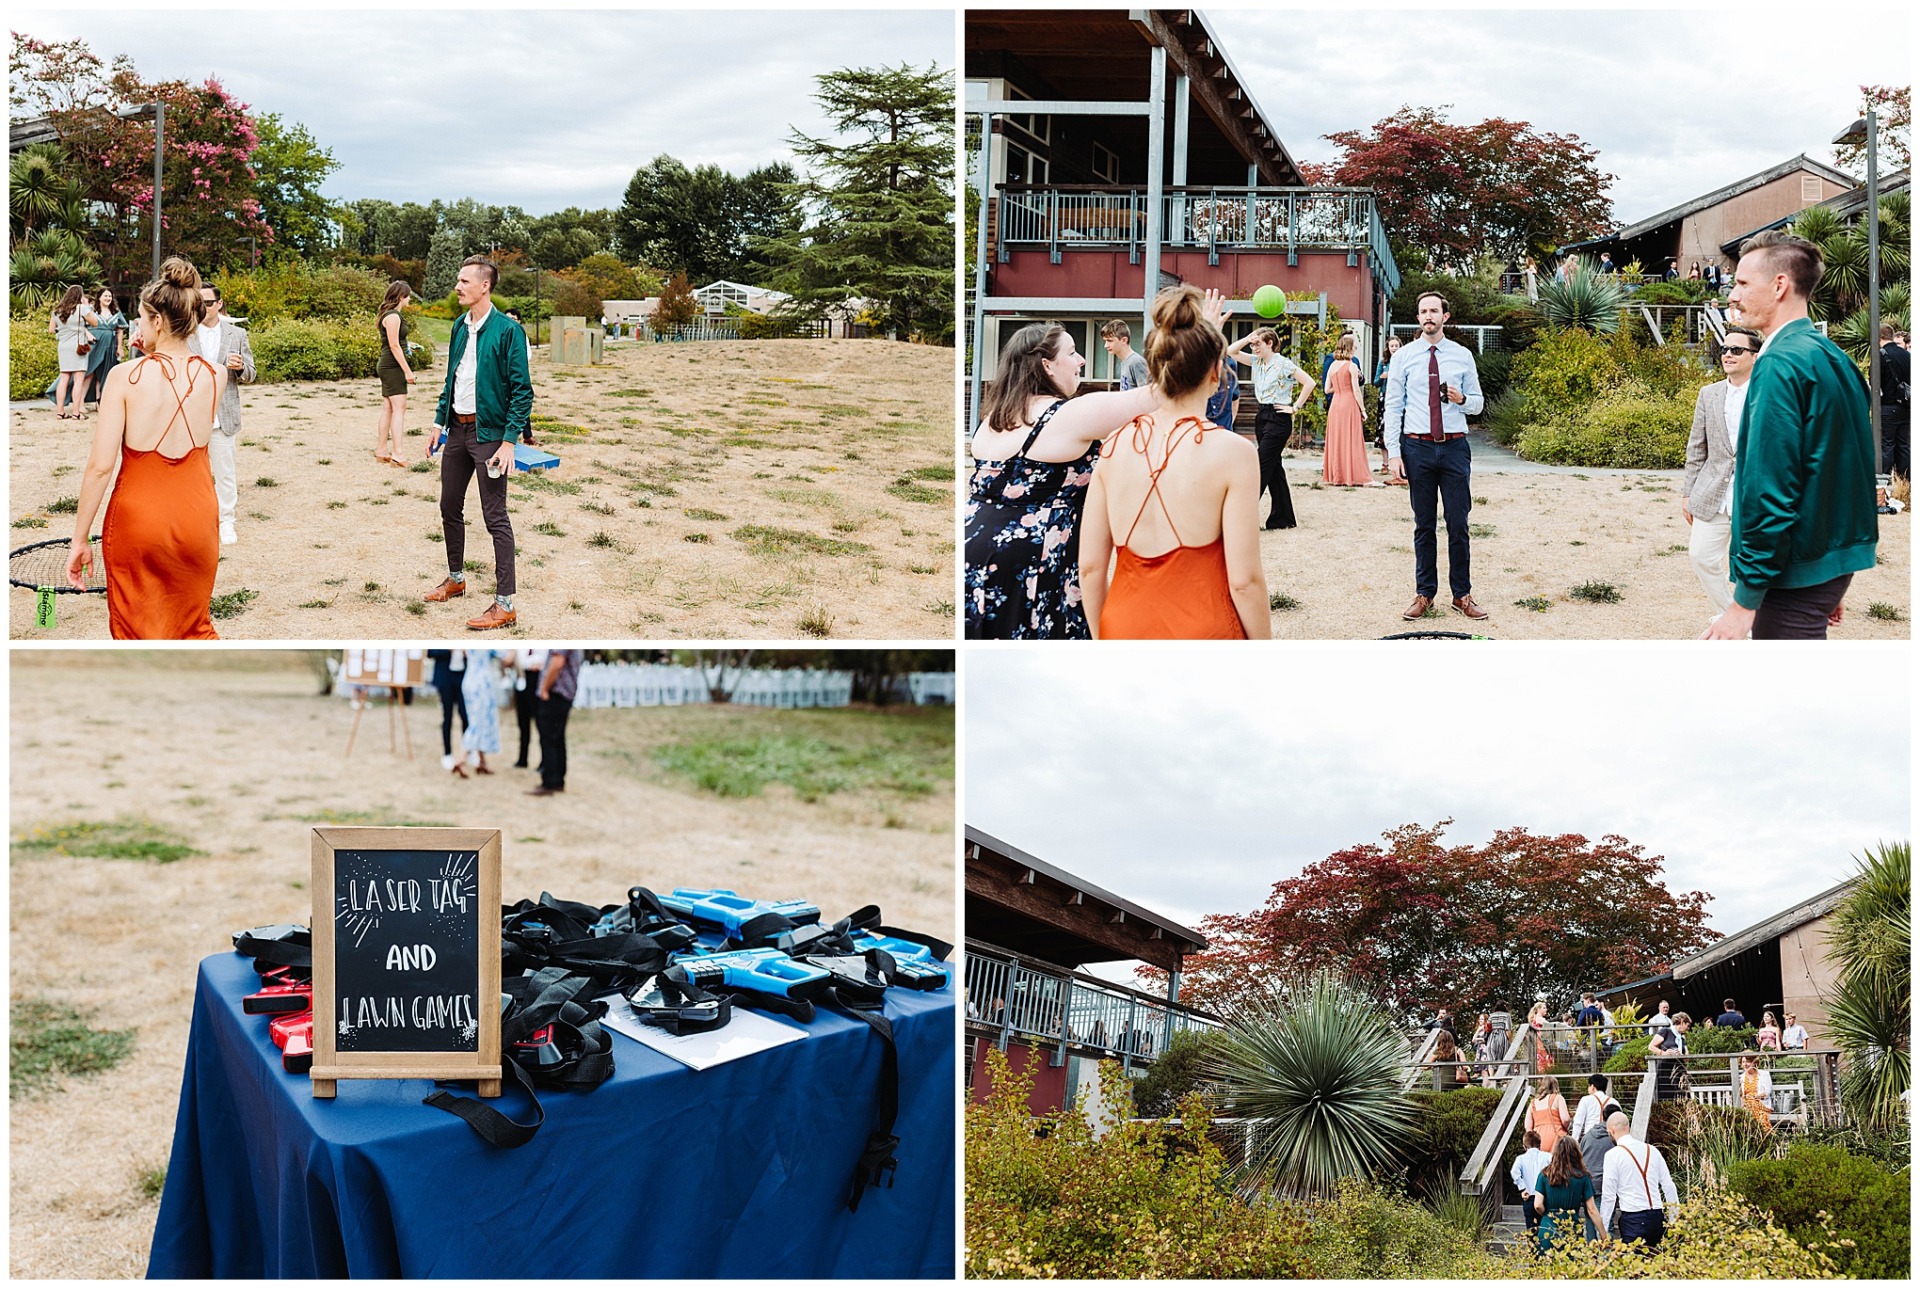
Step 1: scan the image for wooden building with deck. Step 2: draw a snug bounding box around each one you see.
[965,825,1219,1114]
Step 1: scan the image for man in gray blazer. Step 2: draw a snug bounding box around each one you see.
[1681,326,1761,614]
[190,283,256,546]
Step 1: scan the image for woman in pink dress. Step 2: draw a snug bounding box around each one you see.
[1322,333,1375,486]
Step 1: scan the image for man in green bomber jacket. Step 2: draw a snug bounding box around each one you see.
[426,255,534,630]
[1706,229,1877,640]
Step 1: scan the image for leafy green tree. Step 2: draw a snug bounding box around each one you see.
[1823,841,1910,1136]
[1209,969,1419,1198]
[342,199,438,261]
[423,226,464,301]
[1789,194,1911,362]
[616,156,737,281]
[250,113,340,261]
[768,63,954,342]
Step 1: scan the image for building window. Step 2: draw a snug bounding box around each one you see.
[1005,142,1048,187]
[1090,141,1117,184]
[1004,84,1049,145]
[1801,176,1823,202]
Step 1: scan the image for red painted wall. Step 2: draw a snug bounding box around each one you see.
[969,1037,1069,1114]
[993,249,1379,323]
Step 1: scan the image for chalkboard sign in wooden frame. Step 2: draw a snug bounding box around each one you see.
[309,827,502,1099]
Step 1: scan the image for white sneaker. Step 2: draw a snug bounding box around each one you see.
[220,523,238,545]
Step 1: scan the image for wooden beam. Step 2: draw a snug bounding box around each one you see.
[965,853,1184,971]
[1135,8,1293,187]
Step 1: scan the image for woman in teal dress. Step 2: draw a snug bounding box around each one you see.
[82,287,128,407]
[1533,1136,1606,1253]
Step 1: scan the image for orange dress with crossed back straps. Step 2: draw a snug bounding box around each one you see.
[1097,416,1246,639]
[101,353,221,640]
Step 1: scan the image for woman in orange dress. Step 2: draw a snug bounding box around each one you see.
[1526,1074,1571,1154]
[67,257,224,639]
[1079,286,1270,639]
[1322,333,1375,486]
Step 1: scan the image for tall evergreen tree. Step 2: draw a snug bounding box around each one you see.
[768,63,954,342]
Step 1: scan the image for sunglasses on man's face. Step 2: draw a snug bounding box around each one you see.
[1722,346,1757,357]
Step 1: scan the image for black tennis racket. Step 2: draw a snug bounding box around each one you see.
[10,536,106,594]
[1378,630,1491,641]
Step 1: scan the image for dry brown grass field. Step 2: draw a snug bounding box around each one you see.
[7,651,955,1278]
[10,339,957,640]
[1252,456,1912,639]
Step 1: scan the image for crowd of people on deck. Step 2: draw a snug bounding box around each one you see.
[966,229,1888,641]
[1413,992,1809,1254]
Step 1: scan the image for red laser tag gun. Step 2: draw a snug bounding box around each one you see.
[270,1010,314,1074]
[244,966,314,1015]
[512,1023,567,1070]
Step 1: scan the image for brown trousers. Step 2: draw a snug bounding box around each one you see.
[439,416,515,596]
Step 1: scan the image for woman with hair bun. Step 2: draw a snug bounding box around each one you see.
[65,255,224,639]
[1078,286,1269,639]
[966,322,1162,638]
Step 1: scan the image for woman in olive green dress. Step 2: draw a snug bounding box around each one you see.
[372,280,416,465]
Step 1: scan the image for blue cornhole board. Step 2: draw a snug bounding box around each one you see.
[514,444,560,472]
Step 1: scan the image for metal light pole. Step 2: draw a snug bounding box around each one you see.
[1834,110,1881,463]
[533,266,542,345]
[239,236,256,268]
[131,102,165,281]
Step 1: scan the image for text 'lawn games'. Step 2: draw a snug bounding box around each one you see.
[309,827,503,1097]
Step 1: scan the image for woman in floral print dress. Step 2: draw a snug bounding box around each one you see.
[965,295,1229,638]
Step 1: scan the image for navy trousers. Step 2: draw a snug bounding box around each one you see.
[1403,434,1472,599]
[1617,1207,1665,1249]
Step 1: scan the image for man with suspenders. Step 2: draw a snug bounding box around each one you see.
[1598,1111,1678,1248]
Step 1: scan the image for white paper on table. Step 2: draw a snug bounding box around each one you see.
[597,992,808,1070]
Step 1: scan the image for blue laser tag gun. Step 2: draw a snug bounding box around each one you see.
[669,945,832,1002]
[850,931,939,965]
[805,946,950,994]
[659,888,825,952]
[624,964,732,1036]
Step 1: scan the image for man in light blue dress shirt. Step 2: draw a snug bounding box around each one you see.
[1384,292,1486,620]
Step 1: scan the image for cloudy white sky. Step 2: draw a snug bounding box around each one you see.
[13,9,952,213]
[1209,7,1909,224]
[968,645,1910,964]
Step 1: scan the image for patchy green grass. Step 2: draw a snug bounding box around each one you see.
[209,588,258,619]
[732,525,871,558]
[1570,580,1622,604]
[12,817,201,863]
[902,465,954,482]
[798,605,835,637]
[137,1165,168,1200]
[684,507,730,522]
[1867,602,1905,622]
[531,521,566,537]
[649,713,950,802]
[1268,590,1301,611]
[254,477,279,488]
[1514,595,1554,612]
[12,514,48,528]
[886,477,947,504]
[283,807,455,828]
[515,473,581,495]
[11,998,137,1099]
[46,496,80,514]
[1468,524,1496,538]
[683,532,711,544]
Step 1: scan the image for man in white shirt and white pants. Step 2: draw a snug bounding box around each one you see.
[1682,325,1761,612]
[1599,1111,1678,1248]
[189,283,255,546]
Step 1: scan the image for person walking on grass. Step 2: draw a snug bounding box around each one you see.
[426,256,533,630]
[1383,291,1486,621]
[1706,229,1877,639]
[189,283,255,547]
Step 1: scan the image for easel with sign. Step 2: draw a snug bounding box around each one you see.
[340,649,424,759]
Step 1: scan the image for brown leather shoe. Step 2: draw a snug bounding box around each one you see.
[1402,594,1434,621]
[466,603,516,631]
[1452,595,1489,621]
[424,577,466,603]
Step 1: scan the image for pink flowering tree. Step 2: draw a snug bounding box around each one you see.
[19,33,274,282]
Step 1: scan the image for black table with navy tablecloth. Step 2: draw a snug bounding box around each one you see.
[147,951,955,1277]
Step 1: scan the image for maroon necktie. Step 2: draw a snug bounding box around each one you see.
[1428,345,1444,436]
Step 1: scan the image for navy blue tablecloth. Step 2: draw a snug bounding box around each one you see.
[148,952,955,1277]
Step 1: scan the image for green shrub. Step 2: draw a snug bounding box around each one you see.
[1475,348,1514,404]
[739,312,811,340]
[1405,1086,1517,1196]
[1131,1028,1227,1117]
[326,316,385,379]
[966,1049,1314,1278]
[295,264,386,319]
[1729,1142,1908,1278]
[1604,1035,1652,1074]
[1302,1178,1498,1278]
[10,319,60,400]
[1508,326,1621,409]
[1480,387,1530,447]
[214,262,387,324]
[1633,279,1712,305]
[251,319,339,382]
[1685,1022,1757,1055]
[1516,382,1694,468]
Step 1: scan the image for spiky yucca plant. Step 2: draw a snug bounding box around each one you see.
[1208,969,1418,1199]
[1532,268,1625,333]
[1822,841,1910,1135]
